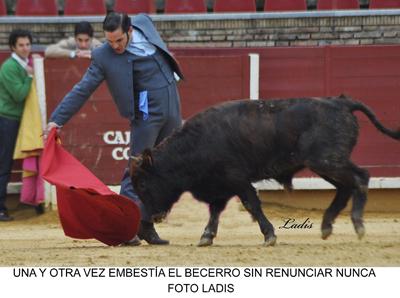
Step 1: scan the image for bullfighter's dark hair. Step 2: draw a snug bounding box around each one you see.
[74,21,94,38]
[8,29,32,50]
[103,11,131,33]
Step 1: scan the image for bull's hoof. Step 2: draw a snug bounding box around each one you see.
[354,224,366,240]
[352,218,365,240]
[263,235,277,247]
[321,221,333,240]
[321,227,333,240]
[198,237,213,247]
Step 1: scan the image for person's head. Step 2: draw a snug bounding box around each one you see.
[74,21,94,50]
[103,12,132,54]
[8,29,32,59]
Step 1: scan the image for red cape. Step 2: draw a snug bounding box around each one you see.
[40,128,140,246]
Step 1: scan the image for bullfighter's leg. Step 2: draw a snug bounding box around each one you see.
[349,163,370,239]
[238,185,277,246]
[198,201,228,247]
[123,90,178,244]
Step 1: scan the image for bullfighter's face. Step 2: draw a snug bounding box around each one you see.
[129,150,169,222]
[105,26,133,55]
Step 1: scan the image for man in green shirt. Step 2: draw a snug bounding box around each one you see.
[0,29,34,221]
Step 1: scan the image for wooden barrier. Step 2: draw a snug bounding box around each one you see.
[2,45,399,185]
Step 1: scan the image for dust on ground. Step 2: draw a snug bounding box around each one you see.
[1,193,399,266]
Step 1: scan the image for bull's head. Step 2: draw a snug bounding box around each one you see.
[129,149,168,222]
[129,148,153,178]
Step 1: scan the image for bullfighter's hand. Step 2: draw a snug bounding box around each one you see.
[43,122,62,142]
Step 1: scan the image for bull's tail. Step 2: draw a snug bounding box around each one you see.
[344,97,400,140]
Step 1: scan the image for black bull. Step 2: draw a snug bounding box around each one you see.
[130,95,400,246]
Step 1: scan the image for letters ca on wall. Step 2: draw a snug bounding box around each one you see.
[103,131,130,160]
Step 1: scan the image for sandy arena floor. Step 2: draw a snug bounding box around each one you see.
[0,193,399,266]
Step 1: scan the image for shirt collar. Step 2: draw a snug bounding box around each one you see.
[11,52,29,69]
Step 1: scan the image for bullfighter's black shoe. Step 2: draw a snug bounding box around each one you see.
[138,221,169,245]
[0,210,13,222]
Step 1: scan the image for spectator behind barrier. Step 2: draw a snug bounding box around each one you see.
[45,21,102,59]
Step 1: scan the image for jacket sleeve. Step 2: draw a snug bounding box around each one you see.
[49,57,105,126]
[45,39,74,58]
[0,62,32,103]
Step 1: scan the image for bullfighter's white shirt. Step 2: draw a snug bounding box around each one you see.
[126,29,156,57]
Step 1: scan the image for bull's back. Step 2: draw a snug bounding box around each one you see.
[183,97,359,170]
[186,98,340,149]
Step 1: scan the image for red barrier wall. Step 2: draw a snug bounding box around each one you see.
[175,46,400,178]
[2,46,399,184]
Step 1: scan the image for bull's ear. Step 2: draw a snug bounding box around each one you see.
[142,148,154,169]
[129,155,142,178]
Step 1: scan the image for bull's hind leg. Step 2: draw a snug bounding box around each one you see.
[238,184,277,246]
[318,176,353,240]
[198,201,228,247]
[311,162,369,240]
[349,164,370,239]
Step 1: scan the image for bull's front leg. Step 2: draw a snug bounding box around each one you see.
[239,185,277,246]
[198,202,227,247]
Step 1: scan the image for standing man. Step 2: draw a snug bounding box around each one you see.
[0,29,34,221]
[45,21,102,59]
[45,12,184,245]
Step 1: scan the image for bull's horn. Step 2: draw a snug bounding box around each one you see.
[130,155,142,162]
[129,155,142,177]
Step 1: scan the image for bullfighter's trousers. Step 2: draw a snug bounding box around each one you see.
[120,82,182,222]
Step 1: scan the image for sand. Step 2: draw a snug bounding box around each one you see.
[1,193,399,266]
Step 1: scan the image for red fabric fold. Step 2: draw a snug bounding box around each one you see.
[40,128,140,246]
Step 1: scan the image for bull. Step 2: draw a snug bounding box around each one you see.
[130,95,400,246]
